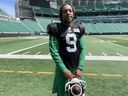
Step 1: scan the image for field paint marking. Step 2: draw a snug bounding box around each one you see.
[37,71,53,75]
[116,52,123,56]
[7,42,48,55]
[84,73,98,76]
[22,51,30,55]
[107,40,117,43]
[0,54,128,61]
[100,40,104,42]
[102,52,107,56]
[0,69,125,77]
[0,70,15,73]
[88,52,92,56]
[112,40,116,42]
[35,51,42,55]
[101,74,122,77]
[17,71,33,74]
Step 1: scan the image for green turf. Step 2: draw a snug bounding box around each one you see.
[0,37,48,54]
[0,59,128,96]
[16,43,49,55]
[86,76,128,96]
[0,59,55,96]
[0,73,54,96]
[86,35,128,55]
[0,36,128,56]
[0,35,128,96]
[95,35,128,47]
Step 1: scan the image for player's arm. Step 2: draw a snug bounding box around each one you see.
[78,36,86,71]
[47,23,74,79]
[49,35,67,72]
[49,35,74,78]
[75,36,86,78]
[75,36,86,79]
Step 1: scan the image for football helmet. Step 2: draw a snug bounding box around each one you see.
[65,78,87,96]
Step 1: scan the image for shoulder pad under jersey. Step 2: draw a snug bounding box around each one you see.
[75,22,85,37]
[47,23,60,37]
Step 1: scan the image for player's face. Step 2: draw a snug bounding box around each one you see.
[61,4,74,24]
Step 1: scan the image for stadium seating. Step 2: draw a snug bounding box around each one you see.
[35,17,51,32]
[0,9,7,16]
[33,8,44,16]
[84,23,99,34]
[95,23,119,33]
[41,7,58,16]
[118,3,128,9]
[113,23,128,33]
[0,19,31,32]
[22,19,43,32]
[84,23,128,34]
[1,0,128,36]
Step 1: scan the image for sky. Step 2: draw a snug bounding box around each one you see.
[0,0,16,18]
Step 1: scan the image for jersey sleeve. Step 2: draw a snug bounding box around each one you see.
[78,23,86,37]
[47,23,58,37]
[49,35,68,73]
[78,36,86,71]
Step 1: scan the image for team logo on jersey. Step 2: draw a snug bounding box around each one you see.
[73,28,80,33]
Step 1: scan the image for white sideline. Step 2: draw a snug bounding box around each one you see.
[7,42,48,55]
[0,54,128,61]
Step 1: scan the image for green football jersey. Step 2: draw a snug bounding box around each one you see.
[47,22,86,71]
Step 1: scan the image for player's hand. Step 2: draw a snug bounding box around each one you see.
[64,70,74,79]
[75,69,82,79]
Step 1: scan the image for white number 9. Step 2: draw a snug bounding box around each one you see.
[66,33,77,52]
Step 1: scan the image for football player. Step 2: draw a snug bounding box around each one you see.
[47,2,86,96]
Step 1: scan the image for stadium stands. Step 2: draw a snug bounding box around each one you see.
[85,23,99,34]
[21,19,43,32]
[84,23,128,35]
[113,23,128,33]
[0,9,7,16]
[35,17,51,32]
[0,0,128,37]
[0,19,31,32]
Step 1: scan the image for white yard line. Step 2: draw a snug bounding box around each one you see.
[102,52,107,56]
[88,52,92,56]
[85,56,128,61]
[7,42,48,55]
[116,52,123,56]
[100,40,104,42]
[0,54,128,61]
[22,51,30,55]
[112,41,116,42]
[35,51,42,55]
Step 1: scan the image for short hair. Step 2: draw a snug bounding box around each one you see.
[59,3,75,22]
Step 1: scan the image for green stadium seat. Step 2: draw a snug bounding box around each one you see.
[113,23,128,33]
[35,17,52,32]
[95,23,119,33]
[0,19,32,32]
[22,19,43,32]
[85,23,99,33]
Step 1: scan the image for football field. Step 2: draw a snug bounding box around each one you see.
[0,35,128,96]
